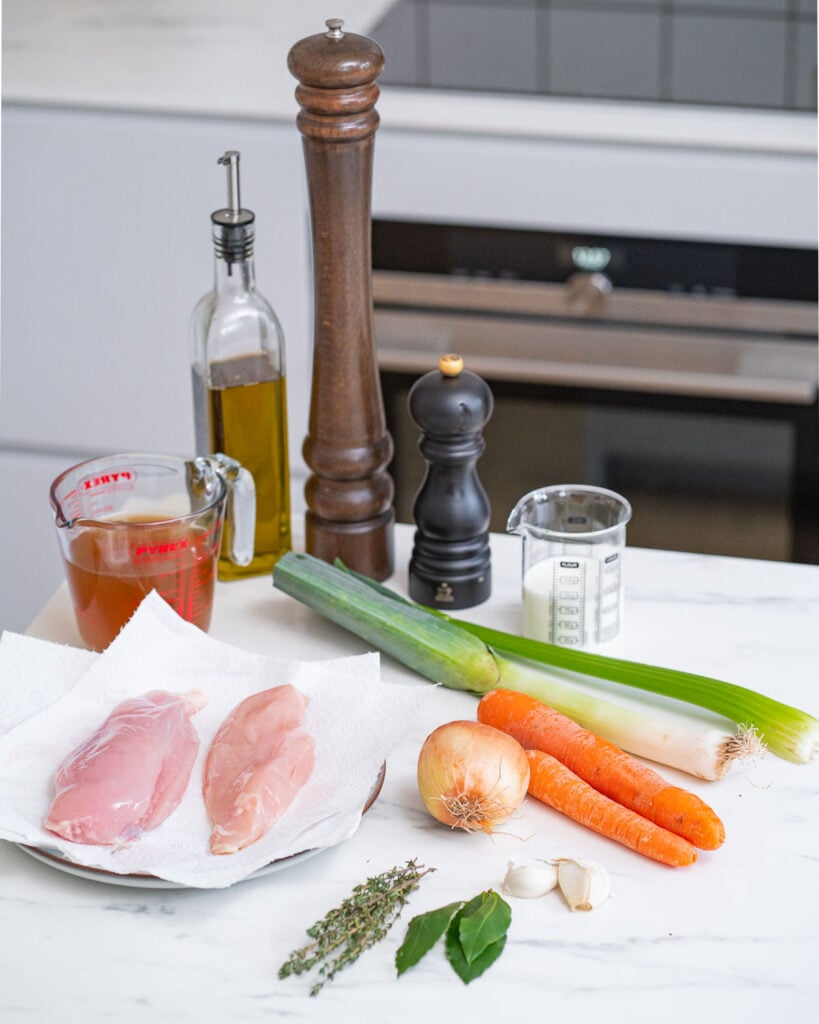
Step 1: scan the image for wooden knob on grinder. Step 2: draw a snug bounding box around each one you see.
[439,353,464,377]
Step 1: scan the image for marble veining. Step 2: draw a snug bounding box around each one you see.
[1,526,818,1021]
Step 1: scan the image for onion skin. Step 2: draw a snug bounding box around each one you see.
[417,720,530,833]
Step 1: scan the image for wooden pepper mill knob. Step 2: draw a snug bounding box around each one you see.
[288,19,395,580]
[408,354,493,609]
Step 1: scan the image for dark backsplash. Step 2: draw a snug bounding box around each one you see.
[370,0,817,112]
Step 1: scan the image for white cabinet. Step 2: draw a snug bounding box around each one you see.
[0,105,313,632]
[0,451,77,631]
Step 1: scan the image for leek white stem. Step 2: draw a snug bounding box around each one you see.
[495,655,759,780]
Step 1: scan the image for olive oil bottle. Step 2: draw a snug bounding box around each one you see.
[190,151,291,578]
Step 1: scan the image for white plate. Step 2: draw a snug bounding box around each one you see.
[15,762,386,889]
[16,841,324,888]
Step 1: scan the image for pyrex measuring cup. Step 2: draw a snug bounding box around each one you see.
[50,453,255,651]
[507,485,632,648]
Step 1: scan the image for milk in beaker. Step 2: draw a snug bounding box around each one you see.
[522,552,622,647]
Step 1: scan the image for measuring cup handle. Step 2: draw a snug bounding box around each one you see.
[211,453,256,566]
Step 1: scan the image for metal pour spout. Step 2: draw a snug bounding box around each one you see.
[211,150,254,265]
[217,150,242,218]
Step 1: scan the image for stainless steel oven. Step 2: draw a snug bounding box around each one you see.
[373,220,818,563]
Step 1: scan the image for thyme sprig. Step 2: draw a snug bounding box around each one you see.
[279,859,435,996]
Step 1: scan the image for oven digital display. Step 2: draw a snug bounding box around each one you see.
[570,246,612,273]
[372,220,818,301]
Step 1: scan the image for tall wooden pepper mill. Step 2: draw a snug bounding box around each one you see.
[288,19,395,580]
[409,354,493,609]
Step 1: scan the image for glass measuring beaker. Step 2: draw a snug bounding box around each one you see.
[50,453,255,651]
[507,485,632,648]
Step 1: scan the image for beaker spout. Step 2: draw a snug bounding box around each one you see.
[506,491,540,536]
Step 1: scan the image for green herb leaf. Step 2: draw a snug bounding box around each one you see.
[457,890,512,965]
[445,907,508,984]
[395,901,464,976]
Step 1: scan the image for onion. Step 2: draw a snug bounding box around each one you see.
[416,720,530,833]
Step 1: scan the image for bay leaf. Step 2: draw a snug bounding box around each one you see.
[457,890,512,965]
[445,909,508,984]
[395,901,464,976]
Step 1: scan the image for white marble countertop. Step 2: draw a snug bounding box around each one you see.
[3,525,819,1022]
[3,0,813,155]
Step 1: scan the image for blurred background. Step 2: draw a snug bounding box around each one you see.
[2,0,816,634]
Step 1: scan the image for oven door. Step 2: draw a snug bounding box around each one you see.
[374,271,819,563]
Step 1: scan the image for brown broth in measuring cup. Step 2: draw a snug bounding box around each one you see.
[61,513,221,651]
[52,453,254,651]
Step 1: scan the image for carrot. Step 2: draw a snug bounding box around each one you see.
[478,688,725,850]
[526,749,697,868]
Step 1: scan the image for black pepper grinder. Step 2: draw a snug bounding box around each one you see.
[408,354,493,609]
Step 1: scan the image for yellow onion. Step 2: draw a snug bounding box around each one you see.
[417,720,530,833]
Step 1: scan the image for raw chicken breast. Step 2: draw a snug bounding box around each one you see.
[203,684,315,855]
[45,689,206,846]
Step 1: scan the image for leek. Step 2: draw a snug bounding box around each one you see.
[443,617,819,766]
[334,559,818,766]
[273,553,778,780]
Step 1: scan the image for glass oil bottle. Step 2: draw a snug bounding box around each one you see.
[190,150,292,578]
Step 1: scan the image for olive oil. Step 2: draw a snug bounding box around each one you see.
[206,353,292,578]
[190,151,292,579]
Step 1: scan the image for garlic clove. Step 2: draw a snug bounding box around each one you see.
[556,858,611,912]
[503,859,558,899]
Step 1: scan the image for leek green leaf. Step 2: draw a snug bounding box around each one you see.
[274,552,499,693]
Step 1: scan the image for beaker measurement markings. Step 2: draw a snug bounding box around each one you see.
[510,484,631,650]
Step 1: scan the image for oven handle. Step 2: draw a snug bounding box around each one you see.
[373,270,817,337]
[377,349,815,404]
[374,312,817,406]
[465,355,817,404]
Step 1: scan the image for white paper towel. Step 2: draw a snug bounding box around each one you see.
[0,631,97,736]
[0,592,431,888]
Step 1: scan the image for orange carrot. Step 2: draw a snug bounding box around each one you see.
[526,749,697,868]
[478,688,725,850]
